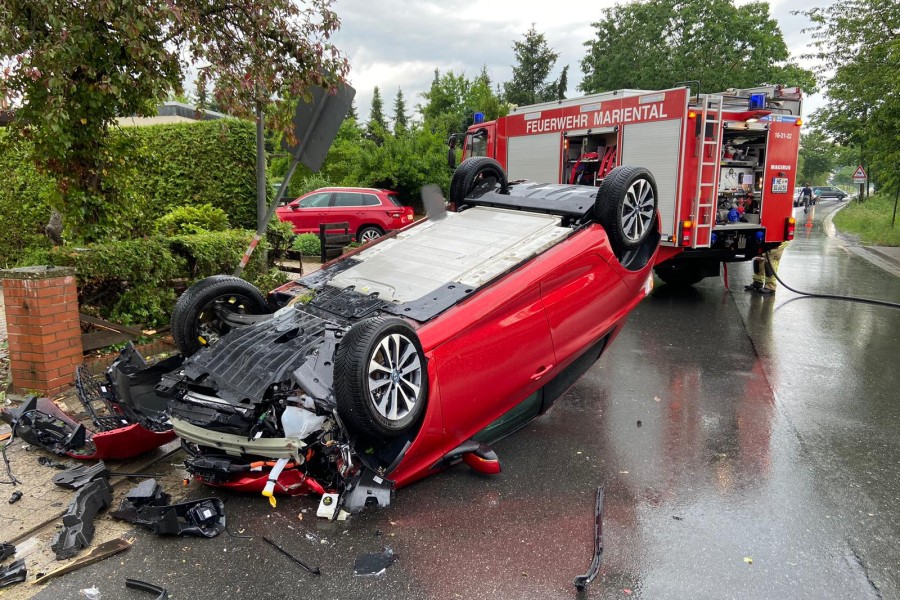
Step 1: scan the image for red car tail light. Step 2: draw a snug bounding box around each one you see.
[680,220,693,247]
[785,216,796,240]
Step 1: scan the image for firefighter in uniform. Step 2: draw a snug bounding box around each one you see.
[745,241,790,295]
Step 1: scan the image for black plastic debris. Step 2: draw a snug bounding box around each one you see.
[573,486,604,590]
[0,559,26,588]
[0,396,86,455]
[262,536,320,576]
[50,479,113,560]
[52,462,110,490]
[8,491,22,504]
[38,456,68,469]
[126,577,169,599]
[0,542,15,562]
[110,480,225,538]
[353,548,396,576]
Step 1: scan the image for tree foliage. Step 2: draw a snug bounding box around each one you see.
[0,0,347,236]
[503,24,561,106]
[798,129,837,185]
[420,68,508,139]
[392,88,410,135]
[800,0,900,194]
[367,86,388,144]
[580,0,815,94]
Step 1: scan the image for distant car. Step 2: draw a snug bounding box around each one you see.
[276,187,414,243]
[812,186,848,201]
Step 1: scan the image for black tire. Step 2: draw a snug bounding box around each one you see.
[357,225,383,243]
[653,262,706,286]
[171,275,270,356]
[450,157,508,205]
[334,317,428,439]
[595,166,658,254]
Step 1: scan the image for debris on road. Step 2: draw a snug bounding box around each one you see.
[33,537,132,585]
[573,486,604,590]
[353,547,396,576]
[125,577,170,599]
[0,559,26,588]
[8,490,21,504]
[51,478,113,560]
[0,542,14,562]
[79,586,101,599]
[53,462,110,490]
[110,479,225,538]
[262,536,321,576]
[37,456,67,469]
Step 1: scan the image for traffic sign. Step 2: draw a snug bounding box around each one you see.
[852,165,868,180]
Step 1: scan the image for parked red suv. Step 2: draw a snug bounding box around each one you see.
[276,187,414,242]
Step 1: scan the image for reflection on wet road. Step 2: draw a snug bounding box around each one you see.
[34,198,899,600]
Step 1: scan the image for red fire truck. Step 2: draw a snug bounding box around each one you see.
[456,85,803,285]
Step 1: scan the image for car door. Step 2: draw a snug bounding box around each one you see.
[330,192,367,233]
[285,192,332,233]
[429,282,555,449]
[538,246,631,369]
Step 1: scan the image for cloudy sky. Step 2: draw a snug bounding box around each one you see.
[332,0,827,123]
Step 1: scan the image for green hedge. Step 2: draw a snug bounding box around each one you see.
[0,132,55,267]
[45,230,285,327]
[0,120,258,263]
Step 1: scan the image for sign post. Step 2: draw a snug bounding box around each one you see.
[852,165,868,201]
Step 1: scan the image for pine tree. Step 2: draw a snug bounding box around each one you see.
[347,98,359,121]
[503,24,559,106]
[392,88,409,135]
[367,86,388,144]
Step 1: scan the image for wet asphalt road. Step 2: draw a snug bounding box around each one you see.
[35,198,900,600]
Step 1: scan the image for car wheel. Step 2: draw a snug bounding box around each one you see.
[357,226,383,243]
[450,157,508,205]
[653,262,706,286]
[334,317,427,439]
[171,275,270,357]
[595,165,659,253]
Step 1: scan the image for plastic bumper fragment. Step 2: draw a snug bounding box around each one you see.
[110,480,225,538]
[573,486,604,590]
[0,559,26,588]
[53,462,111,490]
[51,479,113,560]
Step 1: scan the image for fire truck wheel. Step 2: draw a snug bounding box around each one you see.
[450,157,508,206]
[595,166,658,253]
[653,262,706,286]
[172,275,270,356]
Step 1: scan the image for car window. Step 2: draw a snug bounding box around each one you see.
[385,193,403,207]
[334,193,365,207]
[298,192,331,208]
[361,194,381,206]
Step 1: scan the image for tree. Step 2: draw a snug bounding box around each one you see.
[556,65,569,101]
[579,0,815,95]
[393,88,410,135]
[0,0,348,241]
[367,86,388,144]
[800,0,900,196]
[420,67,508,139]
[798,129,836,185]
[503,24,560,106]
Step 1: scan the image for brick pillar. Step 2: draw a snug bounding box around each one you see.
[1,266,82,396]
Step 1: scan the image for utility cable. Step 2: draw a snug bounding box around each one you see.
[765,251,900,309]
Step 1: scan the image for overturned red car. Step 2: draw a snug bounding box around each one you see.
[162,158,661,512]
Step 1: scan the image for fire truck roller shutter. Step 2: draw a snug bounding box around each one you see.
[621,120,682,242]
[507,132,562,184]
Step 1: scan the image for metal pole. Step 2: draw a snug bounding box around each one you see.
[892,185,899,229]
[255,102,267,260]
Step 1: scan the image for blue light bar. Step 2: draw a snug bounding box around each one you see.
[749,93,766,110]
[474,112,485,124]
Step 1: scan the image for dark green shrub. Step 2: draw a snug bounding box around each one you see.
[291,233,321,256]
[156,203,230,235]
[170,230,268,280]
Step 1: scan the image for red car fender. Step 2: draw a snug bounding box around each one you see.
[75,425,176,461]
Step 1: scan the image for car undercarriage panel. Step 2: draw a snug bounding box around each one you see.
[328,207,571,305]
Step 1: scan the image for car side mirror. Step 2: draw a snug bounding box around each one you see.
[291,203,301,211]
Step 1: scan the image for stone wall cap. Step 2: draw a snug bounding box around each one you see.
[0,265,76,280]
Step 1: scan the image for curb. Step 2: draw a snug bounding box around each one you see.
[826,202,900,278]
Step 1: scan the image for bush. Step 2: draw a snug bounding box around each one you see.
[36,230,287,327]
[155,203,230,235]
[291,233,321,256]
[0,131,55,267]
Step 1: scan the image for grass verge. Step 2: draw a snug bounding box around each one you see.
[833,193,900,246]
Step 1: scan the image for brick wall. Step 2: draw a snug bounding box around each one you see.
[1,266,82,396]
